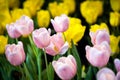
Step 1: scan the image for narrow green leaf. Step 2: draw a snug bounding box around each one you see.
[71,40,82,80]
[48,63,54,80]
[85,66,98,80]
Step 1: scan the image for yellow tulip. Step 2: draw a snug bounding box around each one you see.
[80,1,103,24]
[63,0,76,13]
[48,1,69,17]
[64,17,86,46]
[110,35,120,56]
[110,0,120,12]
[90,23,109,33]
[23,0,44,16]
[110,11,120,27]
[11,8,31,22]
[0,0,12,30]
[37,10,50,28]
[0,35,8,54]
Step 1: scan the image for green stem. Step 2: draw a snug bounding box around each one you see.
[28,35,37,57]
[28,35,41,80]
[43,50,50,80]
[37,54,42,80]
[23,63,32,80]
[15,38,18,44]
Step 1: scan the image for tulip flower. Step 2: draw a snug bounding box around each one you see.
[96,67,116,80]
[32,28,50,48]
[45,33,69,56]
[90,30,110,45]
[114,58,120,72]
[51,14,69,32]
[52,55,77,80]
[6,23,21,38]
[85,41,111,67]
[5,41,25,66]
[15,15,34,37]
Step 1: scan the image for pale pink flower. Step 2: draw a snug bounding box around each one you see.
[32,28,50,48]
[85,41,111,67]
[114,58,120,72]
[15,15,34,37]
[45,33,69,56]
[51,14,69,32]
[5,41,25,66]
[6,23,21,38]
[52,55,77,80]
[96,67,116,80]
[90,30,110,45]
[116,71,120,80]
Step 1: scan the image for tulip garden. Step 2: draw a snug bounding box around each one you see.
[0,0,120,80]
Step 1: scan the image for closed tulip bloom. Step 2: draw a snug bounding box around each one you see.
[85,41,111,67]
[114,58,120,72]
[90,30,110,45]
[96,67,116,80]
[6,23,21,38]
[32,28,50,48]
[15,15,34,37]
[52,55,77,80]
[5,41,25,66]
[45,33,69,56]
[51,14,69,32]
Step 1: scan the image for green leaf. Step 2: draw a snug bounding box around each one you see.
[71,40,82,80]
[85,66,98,80]
[48,62,54,80]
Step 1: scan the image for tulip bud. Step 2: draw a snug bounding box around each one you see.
[5,41,25,66]
[90,30,110,45]
[15,15,34,37]
[114,58,120,72]
[45,33,69,56]
[51,14,69,32]
[32,28,50,48]
[52,55,77,80]
[97,67,116,80]
[85,41,111,67]
[6,23,21,38]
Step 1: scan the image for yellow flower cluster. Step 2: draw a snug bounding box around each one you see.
[109,11,120,27]
[64,17,86,46]
[90,23,109,33]
[23,0,44,16]
[11,8,31,22]
[37,10,50,28]
[0,35,8,54]
[48,0,75,17]
[80,1,103,24]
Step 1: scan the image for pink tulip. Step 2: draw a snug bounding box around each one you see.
[6,23,21,38]
[90,30,110,45]
[51,14,69,32]
[85,41,111,67]
[114,58,120,72]
[52,55,77,80]
[5,41,25,66]
[45,33,69,56]
[116,71,120,80]
[32,28,50,48]
[96,67,116,80]
[15,15,34,37]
